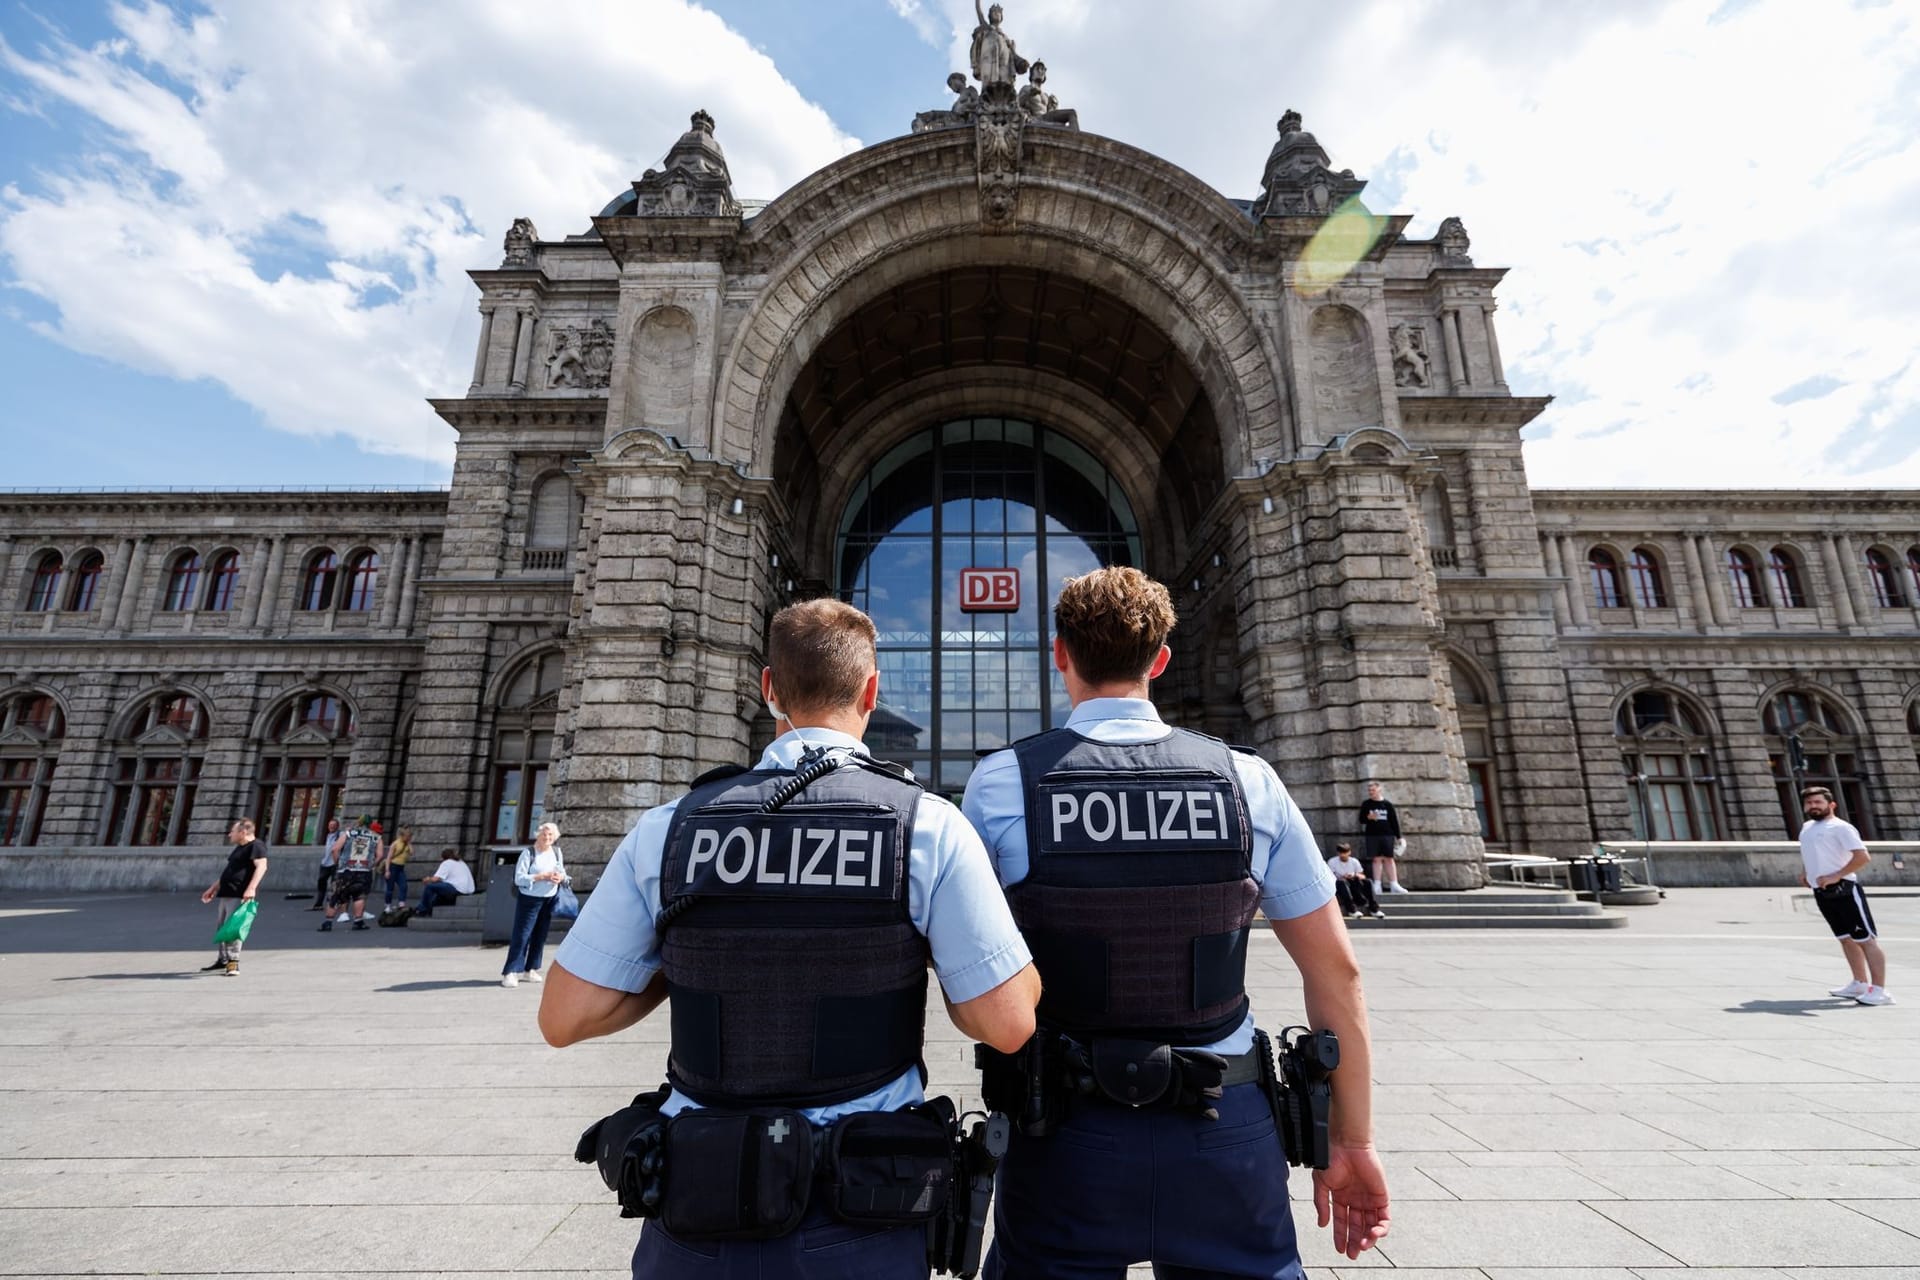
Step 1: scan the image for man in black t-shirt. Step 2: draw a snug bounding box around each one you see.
[200,819,267,976]
[1356,782,1407,894]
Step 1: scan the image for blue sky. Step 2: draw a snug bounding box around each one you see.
[2,1,1917,490]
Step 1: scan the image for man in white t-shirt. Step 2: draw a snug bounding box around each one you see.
[1798,786,1892,1005]
[414,850,476,916]
[1328,842,1385,919]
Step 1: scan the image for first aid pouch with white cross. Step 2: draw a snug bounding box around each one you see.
[656,1107,815,1240]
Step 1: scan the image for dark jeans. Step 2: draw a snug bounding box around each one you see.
[631,1202,926,1279]
[312,865,334,906]
[985,1081,1303,1280]
[1335,876,1379,916]
[503,891,556,975]
[384,864,408,904]
[416,882,461,915]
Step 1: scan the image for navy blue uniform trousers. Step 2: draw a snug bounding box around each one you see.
[985,1081,1305,1280]
[630,1203,926,1279]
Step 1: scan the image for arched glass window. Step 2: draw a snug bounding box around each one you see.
[489,651,563,845]
[0,691,65,846]
[1768,546,1807,608]
[104,692,209,846]
[65,552,105,612]
[1629,546,1667,608]
[837,419,1141,795]
[163,551,201,612]
[342,551,379,612]
[1764,689,1873,837]
[1449,658,1500,841]
[25,553,62,612]
[1615,690,1720,840]
[204,551,240,612]
[1865,548,1908,608]
[300,550,338,611]
[254,691,355,846]
[1588,548,1626,609]
[1726,548,1766,609]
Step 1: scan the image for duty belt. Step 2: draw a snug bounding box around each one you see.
[977,1031,1264,1136]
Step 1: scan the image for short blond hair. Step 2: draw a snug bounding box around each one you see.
[768,599,878,715]
[1053,567,1177,685]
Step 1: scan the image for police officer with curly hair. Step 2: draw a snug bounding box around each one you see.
[540,598,1041,1279]
[963,566,1391,1277]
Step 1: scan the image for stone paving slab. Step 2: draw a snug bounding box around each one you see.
[1,885,1915,1278]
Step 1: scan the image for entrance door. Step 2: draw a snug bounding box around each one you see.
[836,418,1142,797]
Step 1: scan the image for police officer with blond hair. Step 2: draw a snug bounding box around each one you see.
[541,598,1041,1279]
[963,565,1391,1277]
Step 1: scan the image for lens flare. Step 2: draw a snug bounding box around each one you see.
[1293,197,1389,296]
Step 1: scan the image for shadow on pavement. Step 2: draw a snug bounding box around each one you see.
[52,971,204,982]
[378,979,504,993]
[0,891,470,954]
[1723,998,1854,1016]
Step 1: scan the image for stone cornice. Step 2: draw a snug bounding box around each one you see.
[1256,214,1413,262]
[429,396,609,432]
[1396,395,1552,428]
[1534,488,1920,513]
[0,491,448,520]
[591,215,742,265]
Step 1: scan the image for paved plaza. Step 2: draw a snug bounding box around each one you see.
[1,886,1915,1279]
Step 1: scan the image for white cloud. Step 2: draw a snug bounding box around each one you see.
[0,0,861,463]
[916,0,1920,487]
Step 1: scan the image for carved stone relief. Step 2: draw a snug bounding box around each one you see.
[1390,323,1432,389]
[625,307,698,435]
[545,318,615,390]
[501,217,537,267]
[1309,306,1382,431]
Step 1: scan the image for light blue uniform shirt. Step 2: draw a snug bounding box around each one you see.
[558,727,1034,1123]
[961,697,1336,1057]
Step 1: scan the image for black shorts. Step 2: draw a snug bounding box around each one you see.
[1363,835,1396,861]
[330,871,373,904]
[1813,881,1877,942]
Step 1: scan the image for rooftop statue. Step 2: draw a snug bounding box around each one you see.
[970,1,1028,103]
[1018,61,1079,130]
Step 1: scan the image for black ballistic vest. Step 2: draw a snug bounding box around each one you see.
[658,755,930,1108]
[1009,728,1259,1045]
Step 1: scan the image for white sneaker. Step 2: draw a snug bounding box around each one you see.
[1388,882,1411,894]
[524,969,543,984]
[1830,980,1870,998]
[501,974,520,988]
[1855,987,1896,1006]
[1371,881,1383,895]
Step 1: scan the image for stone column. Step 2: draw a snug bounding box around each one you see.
[1678,533,1712,631]
[1819,535,1859,627]
[0,536,15,607]
[112,537,150,631]
[1480,304,1508,389]
[1558,535,1591,627]
[1704,666,1783,839]
[376,538,407,629]
[1541,536,1570,627]
[396,535,425,633]
[1440,307,1468,391]
[1835,533,1874,622]
[1694,532,1732,626]
[238,537,271,629]
[469,306,497,392]
[254,535,288,631]
[102,538,134,623]
[508,309,534,392]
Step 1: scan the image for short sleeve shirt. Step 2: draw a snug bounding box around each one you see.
[218,840,266,897]
[557,727,1033,1123]
[1799,817,1865,883]
[961,697,1336,1056]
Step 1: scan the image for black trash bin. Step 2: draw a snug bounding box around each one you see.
[1569,856,1623,896]
[482,852,520,945]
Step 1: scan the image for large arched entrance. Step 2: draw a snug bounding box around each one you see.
[835,417,1140,795]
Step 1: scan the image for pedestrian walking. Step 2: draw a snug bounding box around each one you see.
[382,825,413,908]
[320,815,381,932]
[1358,781,1408,894]
[308,816,340,910]
[1800,786,1894,1005]
[200,818,266,976]
[500,822,567,987]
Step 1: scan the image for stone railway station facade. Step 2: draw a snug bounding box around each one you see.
[4,44,1919,887]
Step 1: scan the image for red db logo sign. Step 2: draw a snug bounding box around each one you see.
[959,567,1020,613]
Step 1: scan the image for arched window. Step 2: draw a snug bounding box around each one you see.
[1726,548,1766,609]
[162,550,201,612]
[489,651,563,846]
[104,691,209,846]
[1763,689,1873,837]
[1449,658,1500,841]
[1614,689,1721,840]
[1908,547,1920,602]
[1629,546,1667,608]
[62,551,104,612]
[254,691,356,846]
[25,552,63,612]
[0,691,65,846]
[342,550,379,612]
[204,551,240,612]
[1768,546,1807,608]
[1588,548,1626,609]
[1865,547,1908,608]
[300,550,338,611]
[525,475,579,571]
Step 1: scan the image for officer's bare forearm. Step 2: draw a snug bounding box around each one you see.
[945,962,1041,1053]
[540,966,668,1047]
[1268,903,1374,1147]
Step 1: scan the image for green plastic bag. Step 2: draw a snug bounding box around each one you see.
[213,900,258,945]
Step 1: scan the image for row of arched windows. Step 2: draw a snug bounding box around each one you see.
[1586,542,1920,613]
[18,546,381,616]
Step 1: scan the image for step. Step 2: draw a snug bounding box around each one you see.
[1344,911,1629,930]
[1349,900,1611,917]
[1402,890,1583,905]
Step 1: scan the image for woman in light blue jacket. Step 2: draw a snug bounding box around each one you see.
[501,821,567,988]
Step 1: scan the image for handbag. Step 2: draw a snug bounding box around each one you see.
[213,900,258,945]
[553,883,581,921]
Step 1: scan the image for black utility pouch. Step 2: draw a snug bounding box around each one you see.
[1089,1038,1174,1107]
[576,1085,670,1219]
[824,1104,953,1224]
[658,1108,815,1241]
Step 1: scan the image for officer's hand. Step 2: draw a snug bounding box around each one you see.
[1313,1141,1390,1259]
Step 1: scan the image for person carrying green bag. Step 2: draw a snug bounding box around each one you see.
[201,818,268,977]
